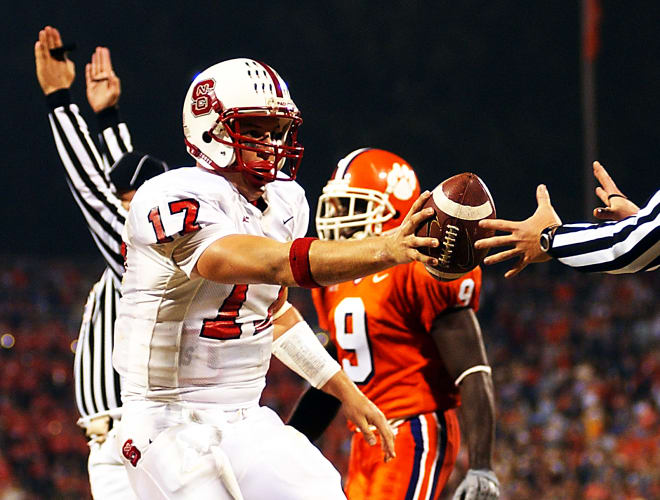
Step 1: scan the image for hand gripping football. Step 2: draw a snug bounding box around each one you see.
[416,173,496,281]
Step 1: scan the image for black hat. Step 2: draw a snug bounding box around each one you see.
[109,151,169,193]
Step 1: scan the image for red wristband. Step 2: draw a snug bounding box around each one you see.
[289,237,321,288]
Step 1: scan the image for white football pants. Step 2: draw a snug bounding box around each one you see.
[118,400,345,500]
[88,425,138,500]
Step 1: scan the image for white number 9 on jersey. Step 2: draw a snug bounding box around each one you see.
[333,297,373,384]
[458,278,475,306]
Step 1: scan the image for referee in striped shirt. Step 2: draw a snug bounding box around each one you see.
[36,26,167,499]
[475,161,659,276]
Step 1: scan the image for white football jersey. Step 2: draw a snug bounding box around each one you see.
[113,166,308,408]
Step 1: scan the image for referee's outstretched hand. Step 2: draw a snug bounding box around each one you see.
[86,47,122,113]
[592,161,640,221]
[35,26,75,95]
[475,185,562,278]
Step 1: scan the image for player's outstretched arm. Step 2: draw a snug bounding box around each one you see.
[86,47,121,113]
[592,161,639,221]
[431,308,499,500]
[35,26,75,95]
[473,184,562,278]
[272,302,395,461]
[196,191,439,287]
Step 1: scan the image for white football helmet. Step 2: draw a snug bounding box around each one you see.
[182,58,303,183]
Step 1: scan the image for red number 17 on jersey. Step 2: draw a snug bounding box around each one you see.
[147,199,201,243]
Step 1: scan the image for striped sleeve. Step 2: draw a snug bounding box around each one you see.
[548,189,660,273]
[73,269,123,421]
[96,106,133,173]
[46,90,126,279]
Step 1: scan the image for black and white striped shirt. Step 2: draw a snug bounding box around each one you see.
[47,90,131,423]
[548,189,660,273]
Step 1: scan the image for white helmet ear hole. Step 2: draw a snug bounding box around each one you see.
[202,132,212,144]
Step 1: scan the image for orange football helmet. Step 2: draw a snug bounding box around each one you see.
[316,148,420,240]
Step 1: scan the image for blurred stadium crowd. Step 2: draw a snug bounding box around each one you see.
[1,257,658,499]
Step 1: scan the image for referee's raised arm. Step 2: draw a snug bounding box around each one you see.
[36,27,127,279]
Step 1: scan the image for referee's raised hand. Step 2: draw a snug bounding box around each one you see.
[592,161,640,221]
[35,26,74,95]
[86,47,122,113]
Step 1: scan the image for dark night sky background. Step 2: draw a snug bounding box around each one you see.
[3,1,659,259]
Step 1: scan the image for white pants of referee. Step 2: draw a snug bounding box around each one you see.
[88,424,138,500]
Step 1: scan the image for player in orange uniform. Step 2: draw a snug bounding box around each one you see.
[289,149,500,500]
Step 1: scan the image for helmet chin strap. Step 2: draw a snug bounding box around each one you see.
[243,160,276,187]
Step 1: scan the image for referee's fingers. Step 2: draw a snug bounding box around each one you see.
[85,63,93,86]
[536,184,552,208]
[100,47,112,72]
[593,161,619,193]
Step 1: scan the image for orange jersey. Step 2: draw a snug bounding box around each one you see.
[312,262,481,422]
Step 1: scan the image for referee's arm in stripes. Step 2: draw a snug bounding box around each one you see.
[96,105,133,171]
[46,88,129,280]
[475,164,659,276]
[548,189,660,273]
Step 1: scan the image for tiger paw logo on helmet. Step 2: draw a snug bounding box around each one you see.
[315,149,421,240]
[386,162,417,201]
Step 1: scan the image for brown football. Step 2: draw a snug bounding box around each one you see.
[415,172,496,281]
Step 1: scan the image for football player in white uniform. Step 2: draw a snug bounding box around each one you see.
[113,58,441,499]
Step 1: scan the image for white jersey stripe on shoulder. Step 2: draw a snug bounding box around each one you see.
[432,185,493,220]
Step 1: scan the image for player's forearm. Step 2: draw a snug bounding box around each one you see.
[197,235,295,285]
[198,235,399,287]
[319,370,364,403]
[458,373,495,469]
[286,332,342,440]
[308,237,397,286]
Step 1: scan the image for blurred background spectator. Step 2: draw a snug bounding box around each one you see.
[1,257,658,499]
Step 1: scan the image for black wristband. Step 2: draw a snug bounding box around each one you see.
[96,106,121,131]
[45,88,72,110]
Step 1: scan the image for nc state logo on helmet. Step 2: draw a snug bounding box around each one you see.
[316,148,420,240]
[182,58,304,184]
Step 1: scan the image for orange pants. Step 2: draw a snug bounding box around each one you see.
[345,409,460,500]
